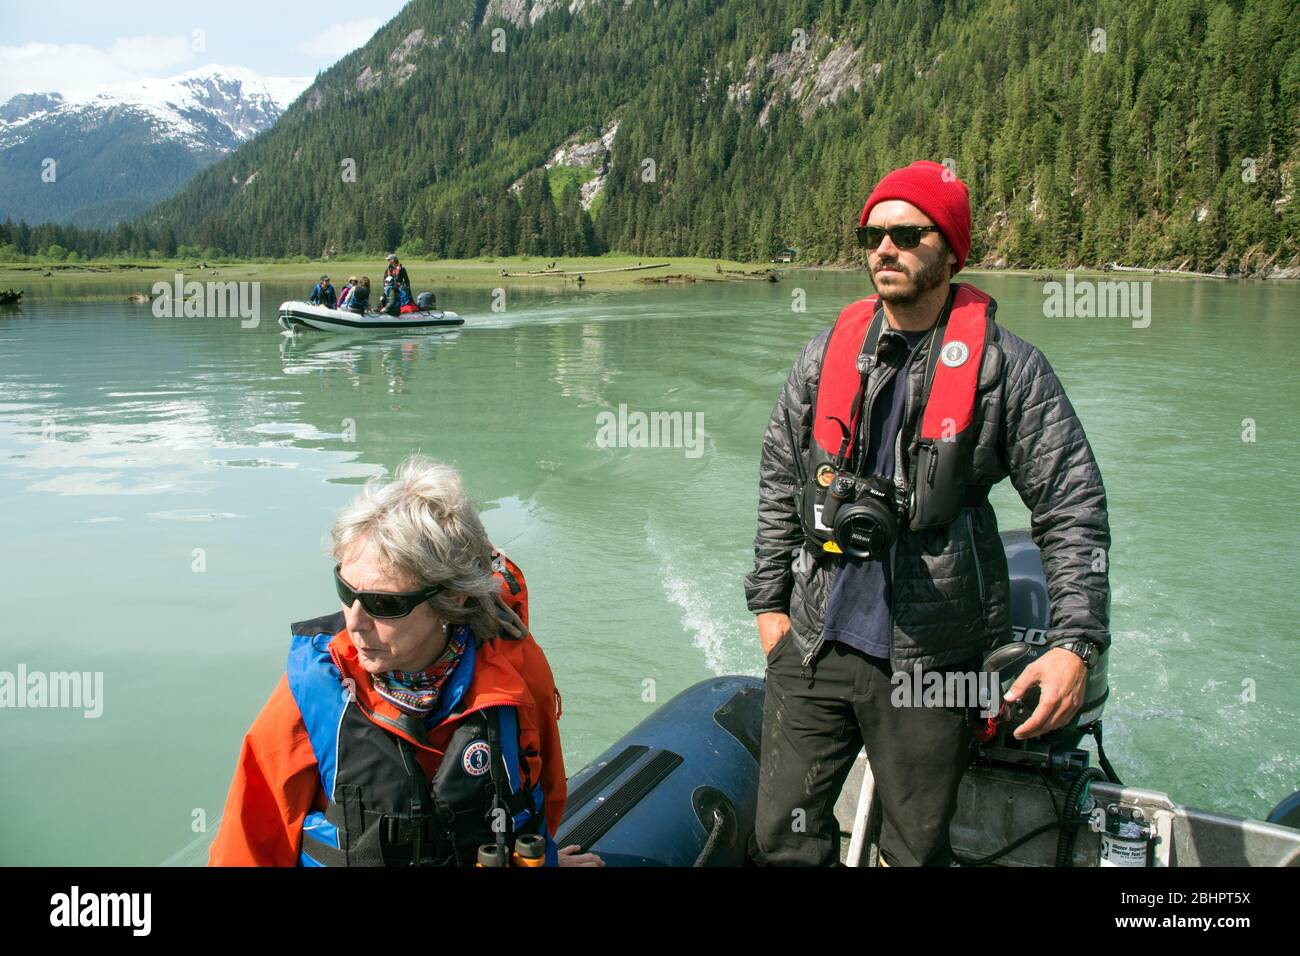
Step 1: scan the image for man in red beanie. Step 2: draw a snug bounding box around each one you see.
[745,160,1110,866]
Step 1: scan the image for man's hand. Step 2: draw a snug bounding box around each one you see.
[557,844,605,866]
[1004,647,1087,739]
[757,612,791,656]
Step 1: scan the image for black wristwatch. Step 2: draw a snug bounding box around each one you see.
[1050,638,1102,670]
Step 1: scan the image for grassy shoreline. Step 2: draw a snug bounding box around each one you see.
[1,255,779,292]
[0,253,1267,298]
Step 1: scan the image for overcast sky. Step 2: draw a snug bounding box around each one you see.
[0,0,410,101]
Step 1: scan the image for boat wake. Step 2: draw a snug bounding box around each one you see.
[645,517,757,678]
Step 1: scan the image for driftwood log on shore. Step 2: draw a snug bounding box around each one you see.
[714,264,780,281]
[1104,261,1227,279]
[636,274,710,284]
[497,262,672,277]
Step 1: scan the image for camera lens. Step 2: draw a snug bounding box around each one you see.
[831,478,899,561]
[834,506,893,560]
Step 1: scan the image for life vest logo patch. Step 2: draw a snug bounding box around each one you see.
[940,341,970,368]
[462,740,491,776]
[816,464,836,488]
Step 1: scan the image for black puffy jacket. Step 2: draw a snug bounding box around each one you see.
[348,284,370,313]
[743,283,1111,673]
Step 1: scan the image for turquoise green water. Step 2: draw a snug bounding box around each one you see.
[0,272,1296,865]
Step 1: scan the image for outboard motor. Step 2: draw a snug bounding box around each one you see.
[976,530,1110,771]
[416,291,436,310]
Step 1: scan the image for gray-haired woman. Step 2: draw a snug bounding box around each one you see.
[210,456,601,866]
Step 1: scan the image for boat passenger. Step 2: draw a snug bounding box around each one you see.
[309,275,336,309]
[347,276,370,313]
[746,160,1111,868]
[336,276,358,310]
[208,457,602,867]
[381,253,412,315]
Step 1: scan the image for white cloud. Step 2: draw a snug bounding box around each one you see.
[296,18,384,60]
[0,35,195,101]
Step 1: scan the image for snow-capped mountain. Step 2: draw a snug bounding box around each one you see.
[0,64,310,151]
[0,65,312,227]
[0,93,67,127]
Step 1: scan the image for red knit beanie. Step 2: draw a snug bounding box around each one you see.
[859,161,972,274]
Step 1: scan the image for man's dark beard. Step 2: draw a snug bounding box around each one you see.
[872,252,949,305]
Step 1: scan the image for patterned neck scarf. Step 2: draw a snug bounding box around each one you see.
[369,624,469,716]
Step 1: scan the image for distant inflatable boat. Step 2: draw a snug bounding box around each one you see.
[278,300,463,333]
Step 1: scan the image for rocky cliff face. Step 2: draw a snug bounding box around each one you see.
[727,35,867,126]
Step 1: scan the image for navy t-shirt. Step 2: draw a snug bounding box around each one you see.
[823,327,930,660]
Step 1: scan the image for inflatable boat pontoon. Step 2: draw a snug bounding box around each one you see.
[278,300,464,333]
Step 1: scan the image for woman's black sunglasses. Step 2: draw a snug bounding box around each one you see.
[334,565,445,619]
[855,224,940,250]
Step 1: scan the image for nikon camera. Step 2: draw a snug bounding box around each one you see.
[818,473,909,562]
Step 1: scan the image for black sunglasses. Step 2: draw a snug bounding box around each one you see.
[334,564,445,619]
[855,224,941,250]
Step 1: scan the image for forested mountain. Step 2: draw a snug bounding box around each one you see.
[6,0,1298,273]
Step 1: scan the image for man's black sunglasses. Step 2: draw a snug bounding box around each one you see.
[334,564,445,619]
[855,224,941,250]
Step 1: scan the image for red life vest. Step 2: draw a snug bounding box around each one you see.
[796,282,995,541]
[814,282,993,455]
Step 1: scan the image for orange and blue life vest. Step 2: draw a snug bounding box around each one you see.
[287,615,554,867]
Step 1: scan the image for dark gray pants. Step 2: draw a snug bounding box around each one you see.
[753,637,976,866]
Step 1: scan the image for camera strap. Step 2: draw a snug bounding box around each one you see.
[835,303,887,470]
[917,285,959,416]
